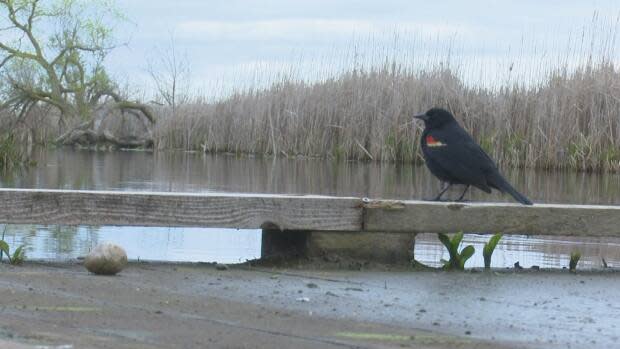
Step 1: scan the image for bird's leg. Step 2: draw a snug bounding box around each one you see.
[456,185,470,201]
[433,183,452,201]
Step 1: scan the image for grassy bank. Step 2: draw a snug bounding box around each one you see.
[153,60,620,172]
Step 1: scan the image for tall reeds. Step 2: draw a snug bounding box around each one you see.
[153,59,620,172]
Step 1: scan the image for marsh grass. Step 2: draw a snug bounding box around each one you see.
[0,131,34,170]
[153,59,620,172]
[0,105,55,169]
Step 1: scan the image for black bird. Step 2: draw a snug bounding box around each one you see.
[413,108,533,205]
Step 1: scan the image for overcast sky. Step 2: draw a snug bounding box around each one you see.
[108,0,620,97]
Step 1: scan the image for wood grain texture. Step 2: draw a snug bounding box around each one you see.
[363,200,620,236]
[0,189,362,230]
[0,189,619,237]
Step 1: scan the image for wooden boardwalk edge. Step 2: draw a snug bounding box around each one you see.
[0,188,618,236]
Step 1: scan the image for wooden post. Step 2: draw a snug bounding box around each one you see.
[306,232,416,265]
[261,230,416,264]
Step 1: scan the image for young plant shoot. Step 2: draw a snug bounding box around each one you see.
[438,232,475,270]
[483,233,503,269]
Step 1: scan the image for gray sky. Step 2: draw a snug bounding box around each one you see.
[108,0,620,97]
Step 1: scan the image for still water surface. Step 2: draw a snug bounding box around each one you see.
[1,149,619,268]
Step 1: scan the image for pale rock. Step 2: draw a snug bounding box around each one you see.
[84,242,128,275]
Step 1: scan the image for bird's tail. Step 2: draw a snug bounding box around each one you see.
[488,172,533,205]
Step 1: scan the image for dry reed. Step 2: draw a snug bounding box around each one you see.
[153,59,620,172]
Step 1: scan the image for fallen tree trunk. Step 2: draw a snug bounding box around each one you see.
[55,101,155,148]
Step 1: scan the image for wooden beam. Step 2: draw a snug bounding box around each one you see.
[363,200,620,237]
[0,189,362,230]
[0,189,619,237]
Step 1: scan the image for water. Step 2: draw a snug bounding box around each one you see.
[1,148,619,268]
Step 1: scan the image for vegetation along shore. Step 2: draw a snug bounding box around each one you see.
[1,1,619,172]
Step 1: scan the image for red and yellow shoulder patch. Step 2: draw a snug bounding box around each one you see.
[425,135,447,147]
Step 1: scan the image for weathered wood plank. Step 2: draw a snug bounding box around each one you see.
[363,200,620,237]
[0,189,362,230]
[0,189,619,237]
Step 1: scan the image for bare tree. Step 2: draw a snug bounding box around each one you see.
[0,0,155,147]
[147,32,191,118]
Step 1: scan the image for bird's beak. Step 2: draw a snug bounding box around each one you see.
[413,112,428,121]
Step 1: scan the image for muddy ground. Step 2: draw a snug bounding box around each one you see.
[0,261,618,349]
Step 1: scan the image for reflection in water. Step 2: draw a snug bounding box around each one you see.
[1,148,619,267]
[4,148,620,203]
[415,234,620,269]
[2,225,260,263]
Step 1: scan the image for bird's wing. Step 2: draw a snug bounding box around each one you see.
[423,140,496,191]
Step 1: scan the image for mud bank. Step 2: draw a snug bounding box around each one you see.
[0,262,618,348]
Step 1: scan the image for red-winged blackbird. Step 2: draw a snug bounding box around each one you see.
[414,108,533,205]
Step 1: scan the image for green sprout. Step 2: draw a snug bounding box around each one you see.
[438,232,475,270]
[483,233,503,269]
[0,240,26,265]
[569,250,581,272]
